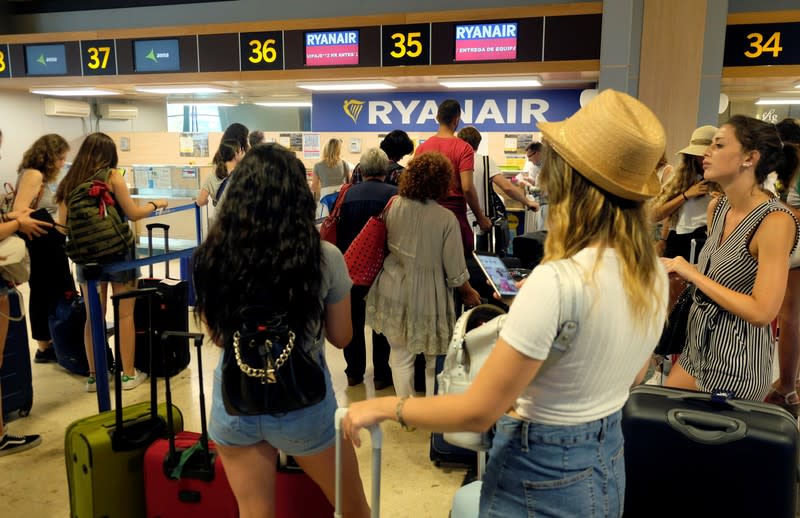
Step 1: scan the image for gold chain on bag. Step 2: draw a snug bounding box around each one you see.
[232,330,296,384]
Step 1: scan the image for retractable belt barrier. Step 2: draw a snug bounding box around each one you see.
[86,203,202,412]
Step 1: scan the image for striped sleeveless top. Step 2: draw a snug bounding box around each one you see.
[680,196,799,401]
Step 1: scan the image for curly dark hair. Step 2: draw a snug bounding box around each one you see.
[194,143,322,346]
[399,152,453,201]
[19,133,69,183]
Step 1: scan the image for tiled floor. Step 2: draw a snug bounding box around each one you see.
[0,274,466,517]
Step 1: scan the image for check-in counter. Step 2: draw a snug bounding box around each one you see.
[124,164,211,248]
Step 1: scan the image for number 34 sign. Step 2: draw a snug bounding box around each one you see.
[724,22,800,67]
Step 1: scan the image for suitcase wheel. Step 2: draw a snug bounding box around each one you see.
[18,409,30,417]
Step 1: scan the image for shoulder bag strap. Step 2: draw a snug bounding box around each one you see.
[548,259,583,356]
[378,195,398,221]
[329,182,352,218]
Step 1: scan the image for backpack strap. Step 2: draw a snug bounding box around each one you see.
[483,155,494,220]
[548,258,583,356]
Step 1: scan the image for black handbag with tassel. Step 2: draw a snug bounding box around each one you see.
[221,307,326,416]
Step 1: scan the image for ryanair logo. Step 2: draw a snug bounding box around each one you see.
[343,99,365,124]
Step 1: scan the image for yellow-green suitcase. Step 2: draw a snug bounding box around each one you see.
[65,287,184,517]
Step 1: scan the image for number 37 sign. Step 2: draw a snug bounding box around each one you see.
[724,22,800,67]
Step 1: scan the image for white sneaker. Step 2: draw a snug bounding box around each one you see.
[86,372,112,393]
[121,369,148,391]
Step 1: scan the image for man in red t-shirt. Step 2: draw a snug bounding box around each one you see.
[415,99,491,253]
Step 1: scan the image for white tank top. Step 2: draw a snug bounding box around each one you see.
[674,195,709,234]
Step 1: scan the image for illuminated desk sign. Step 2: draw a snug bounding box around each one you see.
[305,30,359,66]
[25,43,68,75]
[134,39,180,72]
[454,22,518,62]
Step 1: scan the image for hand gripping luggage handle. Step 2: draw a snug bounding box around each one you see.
[110,288,161,449]
[335,408,382,518]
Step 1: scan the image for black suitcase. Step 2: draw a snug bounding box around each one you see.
[512,231,546,269]
[0,290,32,418]
[134,223,190,378]
[429,354,478,469]
[622,385,799,518]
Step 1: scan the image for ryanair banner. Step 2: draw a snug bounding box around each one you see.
[311,90,581,132]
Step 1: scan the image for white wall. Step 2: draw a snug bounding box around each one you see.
[0,92,166,185]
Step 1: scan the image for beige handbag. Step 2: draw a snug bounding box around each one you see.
[0,234,31,284]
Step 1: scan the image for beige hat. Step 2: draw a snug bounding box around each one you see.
[538,89,665,201]
[677,125,718,156]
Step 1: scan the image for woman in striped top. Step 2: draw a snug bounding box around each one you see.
[663,115,799,401]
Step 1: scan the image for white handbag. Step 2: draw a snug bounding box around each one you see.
[437,258,584,452]
[0,234,31,285]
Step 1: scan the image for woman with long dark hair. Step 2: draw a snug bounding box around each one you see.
[194,143,369,517]
[196,139,243,207]
[55,133,168,392]
[13,133,71,363]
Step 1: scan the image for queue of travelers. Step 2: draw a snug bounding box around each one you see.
[3,95,800,518]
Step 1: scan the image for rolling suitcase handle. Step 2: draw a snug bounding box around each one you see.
[110,287,161,450]
[335,407,382,518]
[146,222,170,278]
[160,331,216,481]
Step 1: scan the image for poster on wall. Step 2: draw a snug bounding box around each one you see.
[312,90,581,133]
[279,133,304,152]
[303,133,321,159]
[178,133,209,157]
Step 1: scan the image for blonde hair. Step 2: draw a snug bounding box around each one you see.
[540,145,665,326]
[322,138,342,167]
[652,153,706,226]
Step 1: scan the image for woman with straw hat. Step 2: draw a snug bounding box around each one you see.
[343,89,669,516]
[663,116,799,402]
[652,125,718,260]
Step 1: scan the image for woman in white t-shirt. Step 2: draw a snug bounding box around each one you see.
[343,90,669,517]
[197,139,243,208]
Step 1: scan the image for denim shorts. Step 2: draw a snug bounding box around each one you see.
[208,351,337,456]
[480,411,625,518]
[75,249,139,285]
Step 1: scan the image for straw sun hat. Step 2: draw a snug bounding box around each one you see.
[677,125,718,156]
[538,89,665,201]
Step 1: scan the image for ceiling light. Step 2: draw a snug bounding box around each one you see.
[255,101,312,107]
[439,76,543,88]
[794,81,800,89]
[755,97,800,105]
[296,81,396,92]
[30,87,121,96]
[168,101,236,107]
[135,86,228,94]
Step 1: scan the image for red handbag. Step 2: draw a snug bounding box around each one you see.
[319,183,352,245]
[344,196,397,286]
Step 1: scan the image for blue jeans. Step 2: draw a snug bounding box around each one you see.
[480,411,625,518]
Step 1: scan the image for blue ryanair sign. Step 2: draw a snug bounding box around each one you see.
[311,90,582,132]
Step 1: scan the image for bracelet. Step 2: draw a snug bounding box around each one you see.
[148,201,158,210]
[682,192,689,201]
[396,396,412,431]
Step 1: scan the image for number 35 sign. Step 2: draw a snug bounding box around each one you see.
[724,22,800,67]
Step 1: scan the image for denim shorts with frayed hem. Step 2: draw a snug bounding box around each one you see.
[208,353,337,457]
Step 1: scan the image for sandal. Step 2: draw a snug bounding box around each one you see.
[764,389,800,419]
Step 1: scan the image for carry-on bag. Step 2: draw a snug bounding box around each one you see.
[274,452,333,517]
[65,288,184,518]
[134,222,190,378]
[622,385,799,518]
[144,331,238,518]
[0,290,32,418]
[512,230,546,269]
[49,290,114,376]
[335,407,382,518]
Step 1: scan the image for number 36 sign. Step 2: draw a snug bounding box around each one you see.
[724,22,800,67]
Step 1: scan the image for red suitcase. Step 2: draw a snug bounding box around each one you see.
[144,331,238,518]
[275,452,334,517]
